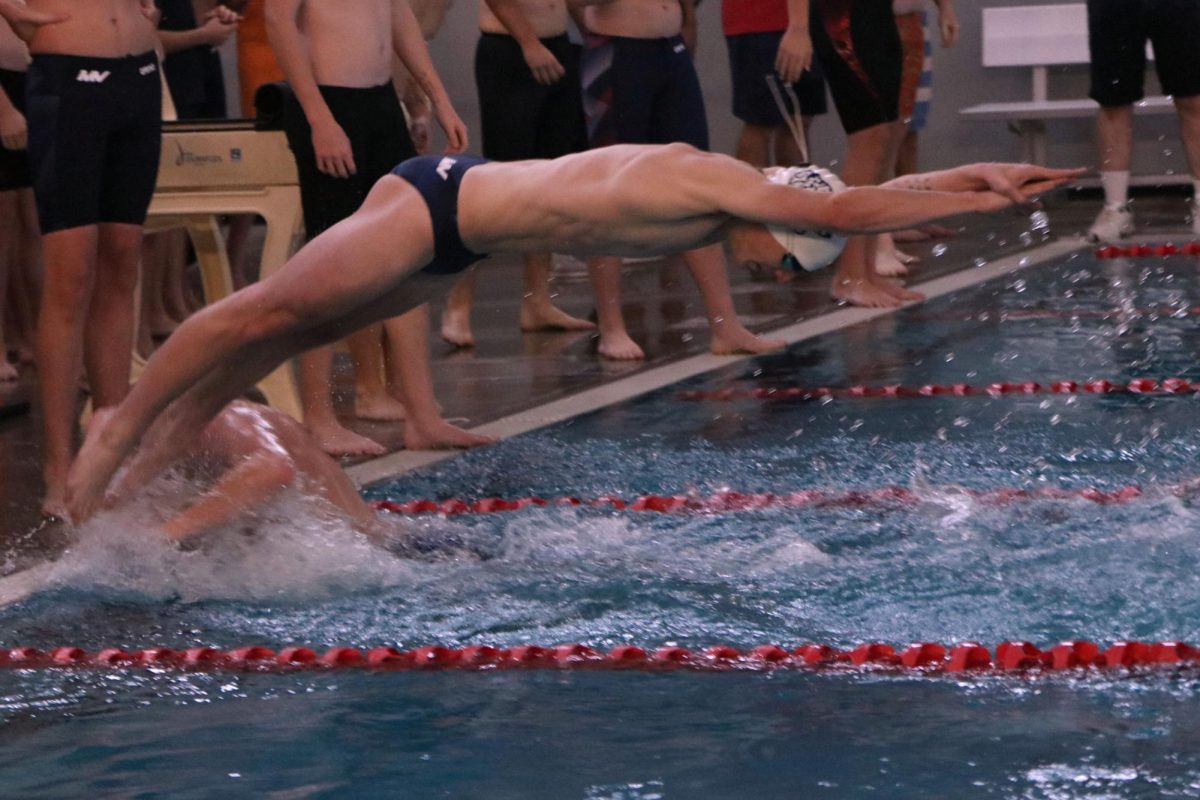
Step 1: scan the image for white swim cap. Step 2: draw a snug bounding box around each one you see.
[766,165,848,272]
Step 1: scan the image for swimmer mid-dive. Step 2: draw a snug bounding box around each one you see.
[67,143,1082,520]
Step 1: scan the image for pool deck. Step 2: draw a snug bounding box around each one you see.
[0,192,1194,565]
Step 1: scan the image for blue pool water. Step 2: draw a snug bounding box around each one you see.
[6,248,1200,797]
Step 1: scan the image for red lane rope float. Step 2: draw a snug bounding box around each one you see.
[678,377,1198,403]
[1095,242,1200,259]
[4,641,1199,675]
[371,483,1153,518]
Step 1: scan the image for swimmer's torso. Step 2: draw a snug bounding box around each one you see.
[25,0,158,56]
[478,0,568,37]
[293,0,393,87]
[583,0,682,39]
[457,144,737,258]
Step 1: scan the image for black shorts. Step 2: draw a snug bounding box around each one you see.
[581,34,709,150]
[391,154,490,276]
[283,82,416,240]
[0,68,30,191]
[475,32,587,161]
[810,0,901,135]
[726,31,828,126]
[1088,0,1200,106]
[25,51,162,234]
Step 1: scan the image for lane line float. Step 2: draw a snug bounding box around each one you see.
[2,641,1196,675]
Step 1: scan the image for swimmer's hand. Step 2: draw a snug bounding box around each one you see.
[971,164,1085,206]
[435,103,469,154]
[0,1,67,41]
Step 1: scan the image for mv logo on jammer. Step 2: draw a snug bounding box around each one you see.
[76,70,111,83]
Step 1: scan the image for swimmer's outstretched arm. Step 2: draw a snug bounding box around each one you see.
[704,155,1081,234]
[160,451,297,542]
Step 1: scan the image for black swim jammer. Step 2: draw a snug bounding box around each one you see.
[391,154,490,276]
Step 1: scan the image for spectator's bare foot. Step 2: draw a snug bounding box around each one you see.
[518,300,596,333]
[874,249,910,277]
[355,393,407,421]
[879,279,926,303]
[0,359,17,382]
[404,418,495,451]
[710,326,786,355]
[597,330,645,360]
[832,278,904,308]
[440,306,474,348]
[308,420,386,457]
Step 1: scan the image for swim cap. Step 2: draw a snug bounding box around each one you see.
[766,166,848,272]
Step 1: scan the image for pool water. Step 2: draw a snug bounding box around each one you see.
[6,248,1200,797]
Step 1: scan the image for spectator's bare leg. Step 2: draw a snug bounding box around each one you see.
[382,304,494,450]
[440,270,476,347]
[8,189,41,364]
[350,321,407,420]
[0,189,19,381]
[830,121,922,307]
[682,242,785,355]
[1173,96,1200,222]
[1097,104,1134,173]
[588,255,643,360]
[297,345,385,457]
[85,224,141,408]
[518,252,594,333]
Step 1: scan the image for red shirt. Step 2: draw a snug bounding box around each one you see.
[722,0,792,36]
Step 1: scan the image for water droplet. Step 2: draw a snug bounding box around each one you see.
[932,243,948,257]
[973,257,988,268]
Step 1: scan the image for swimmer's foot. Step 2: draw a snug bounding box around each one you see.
[439,307,475,348]
[354,392,407,422]
[308,420,386,457]
[710,326,786,356]
[404,417,495,451]
[831,278,904,309]
[518,300,596,333]
[597,330,645,360]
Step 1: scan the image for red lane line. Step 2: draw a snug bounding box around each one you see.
[370,482,1157,518]
[1096,242,1200,259]
[4,641,1195,674]
[677,377,1197,403]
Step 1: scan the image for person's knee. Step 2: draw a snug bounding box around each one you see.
[1174,95,1200,119]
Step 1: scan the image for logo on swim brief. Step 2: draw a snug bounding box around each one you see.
[139,63,157,76]
[75,70,111,84]
[436,157,457,180]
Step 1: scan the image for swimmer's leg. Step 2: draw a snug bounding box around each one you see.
[67,177,437,521]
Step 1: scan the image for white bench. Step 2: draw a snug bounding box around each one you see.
[960,3,1176,175]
